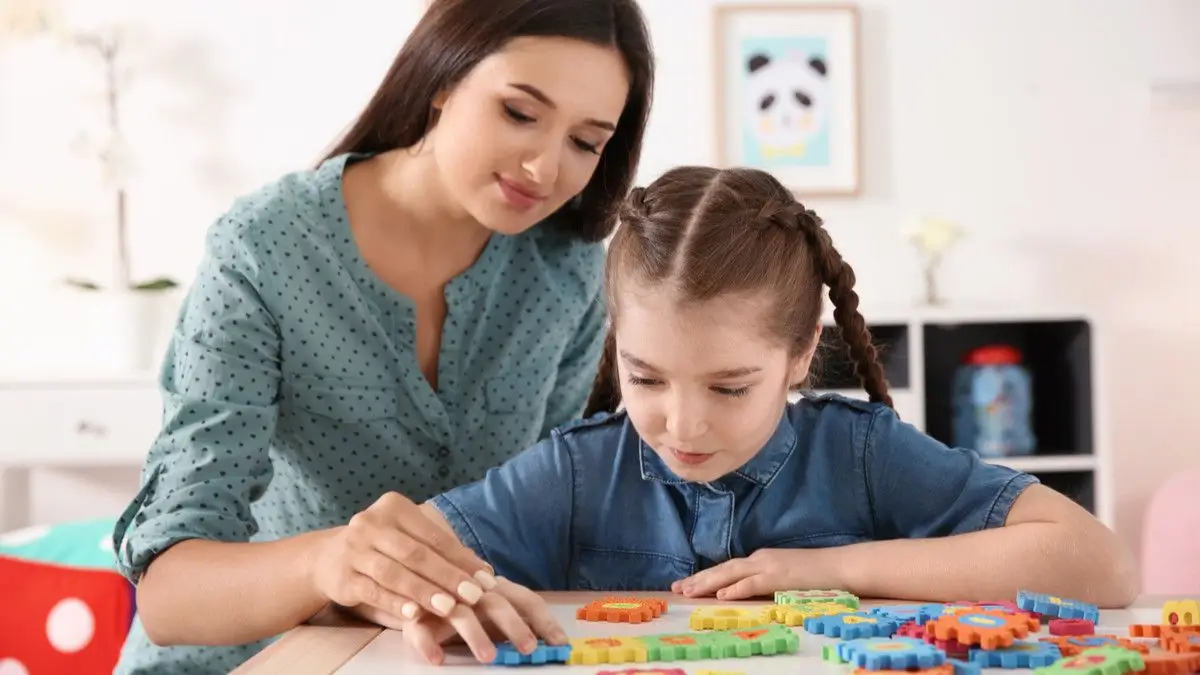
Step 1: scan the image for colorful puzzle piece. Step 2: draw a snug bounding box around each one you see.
[566,636,649,665]
[577,597,668,623]
[926,609,1039,649]
[595,670,686,675]
[774,589,859,609]
[870,603,946,624]
[688,606,769,630]
[853,665,954,675]
[1039,634,1148,656]
[491,641,571,666]
[1031,646,1144,674]
[804,611,900,639]
[837,636,946,670]
[1162,599,1200,627]
[968,640,1062,668]
[636,632,714,661]
[707,624,799,659]
[1016,590,1100,623]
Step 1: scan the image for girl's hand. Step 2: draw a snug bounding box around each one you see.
[402,577,569,665]
[671,548,842,601]
[311,491,497,621]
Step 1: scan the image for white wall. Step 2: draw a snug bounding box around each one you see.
[1,0,1197,558]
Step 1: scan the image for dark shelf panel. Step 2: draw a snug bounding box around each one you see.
[813,323,910,390]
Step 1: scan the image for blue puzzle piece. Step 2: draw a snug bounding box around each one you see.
[968,640,1062,668]
[868,603,946,624]
[803,611,899,639]
[837,637,945,670]
[948,658,982,674]
[491,641,571,666]
[1015,590,1099,623]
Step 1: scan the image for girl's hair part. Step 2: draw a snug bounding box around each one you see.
[319,0,654,243]
[583,166,891,417]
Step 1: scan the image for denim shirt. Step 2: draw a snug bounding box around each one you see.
[430,393,1039,591]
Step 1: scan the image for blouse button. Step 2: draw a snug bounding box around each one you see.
[437,447,450,459]
[437,466,450,478]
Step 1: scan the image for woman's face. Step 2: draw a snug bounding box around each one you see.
[429,36,630,235]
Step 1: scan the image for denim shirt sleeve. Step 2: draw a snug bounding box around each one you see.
[863,405,1039,539]
[428,433,574,590]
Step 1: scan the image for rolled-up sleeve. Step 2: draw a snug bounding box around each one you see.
[112,216,282,584]
[862,405,1039,539]
[428,432,574,590]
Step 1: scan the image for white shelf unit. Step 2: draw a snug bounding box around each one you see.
[795,303,1112,529]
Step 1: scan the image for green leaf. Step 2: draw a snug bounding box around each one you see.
[64,277,102,290]
[132,277,180,291]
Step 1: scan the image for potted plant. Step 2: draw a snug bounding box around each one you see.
[2,0,183,371]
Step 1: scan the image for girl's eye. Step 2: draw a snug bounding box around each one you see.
[713,386,751,398]
[504,104,534,123]
[627,375,660,387]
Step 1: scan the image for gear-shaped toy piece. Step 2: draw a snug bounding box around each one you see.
[804,611,899,639]
[492,641,572,666]
[1049,618,1096,636]
[1016,590,1100,623]
[707,624,800,659]
[1031,646,1144,674]
[687,606,768,631]
[853,666,954,675]
[1164,632,1200,654]
[577,597,668,623]
[1040,634,1148,656]
[870,603,946,624]
[925,609,1039,650]
[774,589,859,609]
[836,636,946,671]
[968,640,1062,668]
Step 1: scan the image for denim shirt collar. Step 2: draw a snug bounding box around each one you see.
[637,408,798,488]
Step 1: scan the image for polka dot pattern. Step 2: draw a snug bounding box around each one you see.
[110,153,607,674]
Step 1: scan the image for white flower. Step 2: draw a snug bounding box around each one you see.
[901,216,963,258]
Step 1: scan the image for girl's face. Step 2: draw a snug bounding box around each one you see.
[615,283,817,483]
[429,36,629,234]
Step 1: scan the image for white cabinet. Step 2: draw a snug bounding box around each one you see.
[0,375,160,530]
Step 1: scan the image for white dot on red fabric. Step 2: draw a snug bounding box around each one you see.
[46,598,95,653]
[0,658,29,675]
[0,524,49,547]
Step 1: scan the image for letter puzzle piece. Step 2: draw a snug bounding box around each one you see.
[577,597,668,624]
[1016,589,1100,623]
[926,608,1039,650]
[837,636,946,670]
[1031,646,1145,674]
[688,606,769,631]
[774,589,859,609]
[1039,634,1148,656]
[804,611,900,639]
[869,603,947,624]
[706,624,799,659]
[1162,599,1200,627]
[968,640,1063,668]
[566,636,649,665]
[491,641,571,666]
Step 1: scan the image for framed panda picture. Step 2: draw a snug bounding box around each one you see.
[713,3,861,196]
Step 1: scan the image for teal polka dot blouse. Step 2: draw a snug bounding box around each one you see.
[110,153,607,674]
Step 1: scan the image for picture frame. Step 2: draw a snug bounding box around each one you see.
[713,3,861,196]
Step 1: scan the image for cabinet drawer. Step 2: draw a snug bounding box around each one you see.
[0,383,162,466]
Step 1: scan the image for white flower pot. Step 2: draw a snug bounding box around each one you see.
[79,289,182,374]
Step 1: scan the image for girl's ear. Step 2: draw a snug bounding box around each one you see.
[789,324,822,386]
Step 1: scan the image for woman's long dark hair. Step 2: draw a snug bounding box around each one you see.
[321,0,654,243]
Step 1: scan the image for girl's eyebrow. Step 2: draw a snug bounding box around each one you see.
[619,349,762,378]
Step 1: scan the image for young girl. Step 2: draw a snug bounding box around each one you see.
[388,165,1140,665]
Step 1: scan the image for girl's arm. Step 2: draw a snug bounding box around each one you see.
[829,483,1140,607]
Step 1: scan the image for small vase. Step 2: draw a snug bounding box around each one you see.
[921,261,944,306]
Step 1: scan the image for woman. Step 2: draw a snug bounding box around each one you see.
[109,0,654,672]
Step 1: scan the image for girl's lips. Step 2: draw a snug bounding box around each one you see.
[670,448,715,465]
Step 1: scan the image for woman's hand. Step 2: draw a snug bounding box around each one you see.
[310,491,497,621]
[671,548,843,601]
[402,577,568,665]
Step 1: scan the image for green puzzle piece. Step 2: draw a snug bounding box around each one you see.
[774,589,860,609]
[1032,646,1145,675]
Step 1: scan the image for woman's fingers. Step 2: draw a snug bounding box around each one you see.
[500,582,568,644]
[351,548,457,618]
[375,493,494,576]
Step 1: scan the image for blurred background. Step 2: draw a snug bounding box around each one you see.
[0,0,1197,668]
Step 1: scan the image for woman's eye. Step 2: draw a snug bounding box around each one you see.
[504,104,534,123]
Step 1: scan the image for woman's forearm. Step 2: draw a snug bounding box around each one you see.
[830,523,1140,608]
[135,529,337,646]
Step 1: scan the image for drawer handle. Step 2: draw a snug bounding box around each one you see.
[76,420,108,437]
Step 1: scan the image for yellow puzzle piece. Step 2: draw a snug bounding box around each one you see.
[567,636,649,665]
[688,606,770,630]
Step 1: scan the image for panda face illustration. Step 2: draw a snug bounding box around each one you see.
[743,50,828,160]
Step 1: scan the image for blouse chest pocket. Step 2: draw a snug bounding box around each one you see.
[572,547,694,592]
[284,376,402,423]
